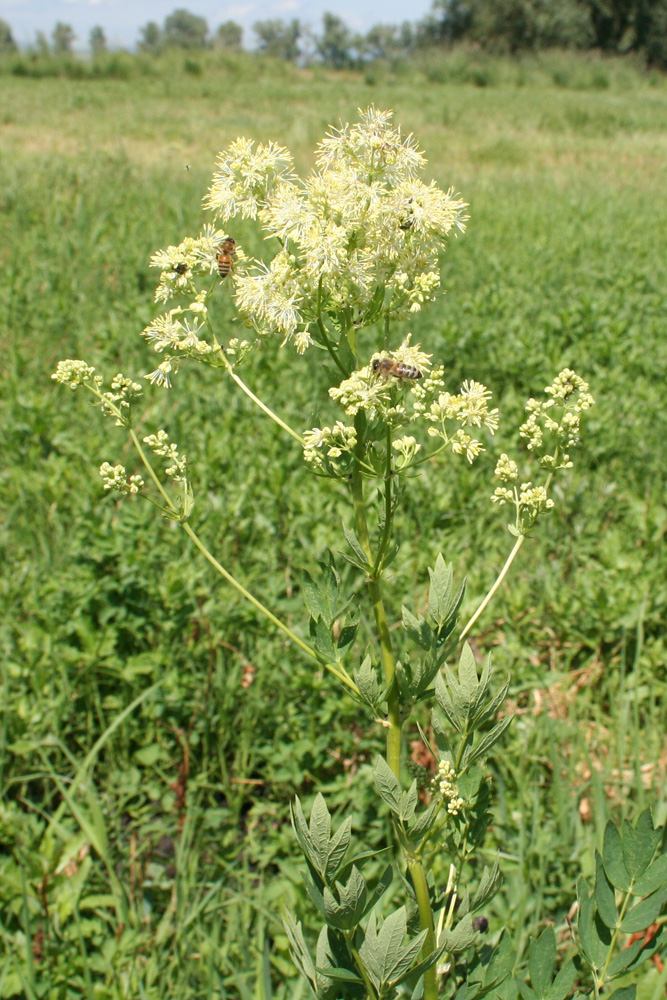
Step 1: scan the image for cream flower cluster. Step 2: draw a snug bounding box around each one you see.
[204,107,468,350]
[423,380,499,463]
[520,368,595,468]
[51,359,99,390]
[99,462,144,495]
[302,421,357,473]
[491,369,594,533]
[143,430,187,482]
[432,759,465,816]
[305,338,497,474]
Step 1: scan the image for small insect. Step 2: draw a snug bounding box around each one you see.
[372,357,423,381]
[173,262,188,275]
[217,237,237,279]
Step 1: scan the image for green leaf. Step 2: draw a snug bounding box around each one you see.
[458,643,479,703]
[603,820,631,891]
[402,605,433,650]
[342,524,370,571]
[545,960,576,1000]
[463,714,514,768]
[323,865,367,930]
[528,925,556,997]
[427,554,453,625]
[373,755,403,816]
[324,815,352,882]
[594,850,618,930]
[406,799,440,844]
[517,985,538,1000]
[606,987,636,1000]
[309,793,332,869]
[314,965,364,983]
[606,937,645,977]
[440,914,477,953]
[620,885,667,933]
[633,852,667,896]
[354,654,383,713]
[472,862,502,912]
[434,672,463,733]
[361,864,393,918]
[621,809,661,880]
[576,876,596,967]
[309,616,336,661]
[377,908,427,986]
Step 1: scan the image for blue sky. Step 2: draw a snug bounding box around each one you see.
[1,0,435,50]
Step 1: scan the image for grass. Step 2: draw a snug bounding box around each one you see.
[1,48,666,998]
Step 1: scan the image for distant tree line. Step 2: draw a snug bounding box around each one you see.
[1,0,665,67]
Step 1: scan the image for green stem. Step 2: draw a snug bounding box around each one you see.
[408,858,438,1000]
[224,362,305,446]
[181,523,358,695]
[345,933,378,999]
[351,414,401,775]
[460,534,525,641]
[317,317,348,377]
[372,424,394,574]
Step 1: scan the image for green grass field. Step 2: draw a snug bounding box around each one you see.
[1,49,666,998]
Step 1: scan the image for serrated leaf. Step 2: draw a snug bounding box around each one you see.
[302,574,332,626]
[283,910,317,988]
[621,809,661,880]
[620,885,667,933]
[315,964,364,983]
[310,616,337,661]
[544,959,576,1000]
[342,524,370,570]
[594,850,618,930]
[633,852,667,896]
[309,793,332,866]
[400,780,419,823]
[325,815,352,881]
[407,799,440,844]
[458,643,479,702]
[528,925,556,997]
[472,861,502,912]
[440,914,477,953]
[378,909,427,986]
[472,674,511,729]
[291,797,320,877]
[428,554,453,625]
[355,655,383,712]
[301,868,326,918]
[463,714,514,768]
[362,864,393,918]
[373,755,403,816]
[402,606,433,651]
[323,866,367,930]
[435,671,463,733]
[603,820,631,891]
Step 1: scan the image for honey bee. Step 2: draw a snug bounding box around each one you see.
[217,237,237,279]
[173,262,188,275]
[372,357,423,381]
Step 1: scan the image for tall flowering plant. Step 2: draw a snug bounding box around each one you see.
[52,110,663,1000]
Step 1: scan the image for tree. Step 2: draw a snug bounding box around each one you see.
[316,12,356,67]
[52,22,76,54]
[164,8,209,48]
[138,21,163,53]
[362,22,414,60]
[416,0,474,45]
[35,31,50,56]
[215,21,243,49]
[0,19,17,54]
[89,26,107,56]
[253,19,301,60]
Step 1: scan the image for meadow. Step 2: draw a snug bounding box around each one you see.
[1,47,666,998]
